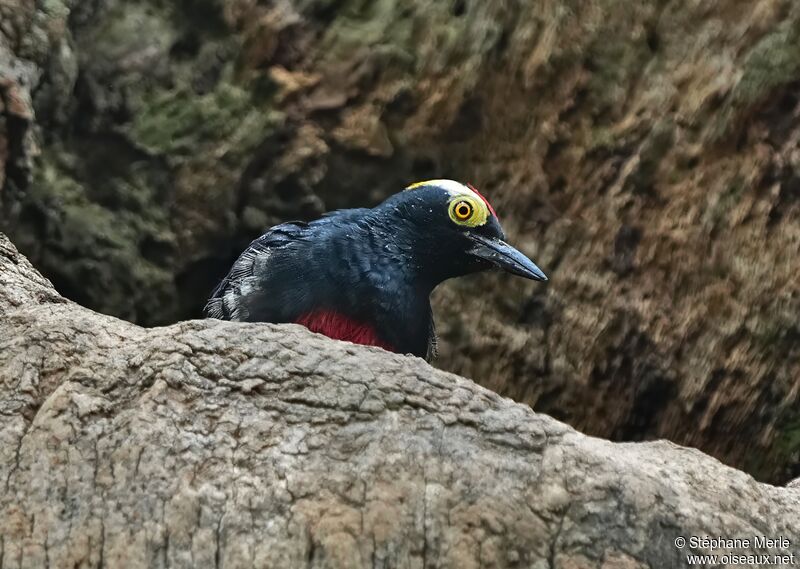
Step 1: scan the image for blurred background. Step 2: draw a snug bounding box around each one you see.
[1,0,797,484]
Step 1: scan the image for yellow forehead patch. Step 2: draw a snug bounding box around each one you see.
[405,179,473,194]
[405,179,490,227]
[405,180,435,191]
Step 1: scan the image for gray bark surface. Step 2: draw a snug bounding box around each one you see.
[1,231,798,568]
[2,0,800,484]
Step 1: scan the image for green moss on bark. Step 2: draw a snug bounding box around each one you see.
[130,81,276,158]
[732,21,800,107]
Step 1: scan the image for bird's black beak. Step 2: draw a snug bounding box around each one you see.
[467,234,548,281]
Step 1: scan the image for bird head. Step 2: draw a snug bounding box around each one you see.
[376,179,547,287]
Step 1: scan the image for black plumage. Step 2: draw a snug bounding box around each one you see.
[205,180,546,360]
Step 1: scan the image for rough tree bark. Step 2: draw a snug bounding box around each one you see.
[1,233,798,568]
[1,0,799,484]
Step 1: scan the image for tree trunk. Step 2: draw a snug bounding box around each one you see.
[1,233,798,568]
[1,0,799,486]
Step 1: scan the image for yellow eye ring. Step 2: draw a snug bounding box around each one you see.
[452,200,473,221]
[448,195,488,226]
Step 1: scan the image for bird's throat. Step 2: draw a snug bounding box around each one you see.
[295,310,395,353]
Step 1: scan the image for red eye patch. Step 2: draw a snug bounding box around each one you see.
[467,183,496,217]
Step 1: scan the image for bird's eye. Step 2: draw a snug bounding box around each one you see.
[448,195,488,227]
[453,200,473,221]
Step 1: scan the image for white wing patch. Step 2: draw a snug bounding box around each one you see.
[205,244,273,321]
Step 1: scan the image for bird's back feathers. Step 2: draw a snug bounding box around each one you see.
[205,221,310,321]
[204,211,437,358]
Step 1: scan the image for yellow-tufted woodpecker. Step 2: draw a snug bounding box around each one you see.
[205,179,547,360]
